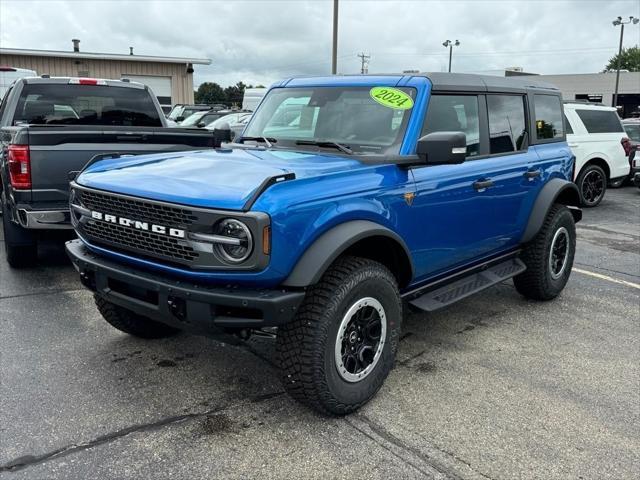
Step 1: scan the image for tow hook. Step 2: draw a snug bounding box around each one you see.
[167,296,187,321]
[79,270,96,291]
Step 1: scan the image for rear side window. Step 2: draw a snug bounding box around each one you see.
[487,95,527,154]
[13,83,162,127]
[575,109,624,134]
[422,95,480,157]
[564,114,574,134]
[534,95,564,139]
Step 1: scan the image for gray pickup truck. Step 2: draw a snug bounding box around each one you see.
[0,76,216,267]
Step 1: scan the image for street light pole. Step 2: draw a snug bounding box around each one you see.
[611,16,639,109]
[332,0,339,74]
[442,40,460,72]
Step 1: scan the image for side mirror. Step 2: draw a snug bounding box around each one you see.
[176,116,185,122]
[416,131,467,165]
[197,121,206,128]
[212,122,232,147]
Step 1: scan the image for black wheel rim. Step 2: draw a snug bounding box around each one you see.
[549,227,569,280]
[581,170,604,205]
[335,297,386,383]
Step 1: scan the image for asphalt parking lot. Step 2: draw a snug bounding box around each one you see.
[1,187,638,480]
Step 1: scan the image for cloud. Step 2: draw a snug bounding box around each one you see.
[1,0,639,88]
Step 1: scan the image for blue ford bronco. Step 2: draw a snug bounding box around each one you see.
[66,73,582,415]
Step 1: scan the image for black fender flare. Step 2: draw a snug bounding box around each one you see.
[521,178,582,244]
[282,220,414,288]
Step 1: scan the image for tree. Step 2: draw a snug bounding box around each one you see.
[194,82,226,104]
[224,81,248,107]
[603,45,640,72]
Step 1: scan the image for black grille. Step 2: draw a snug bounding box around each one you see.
[79,189,197,227]
[83,220,198,263]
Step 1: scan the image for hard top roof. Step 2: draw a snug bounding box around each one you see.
[281,72,560,94]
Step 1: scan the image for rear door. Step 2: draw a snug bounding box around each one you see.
[409,92,537,280]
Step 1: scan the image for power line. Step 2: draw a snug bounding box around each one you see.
[371,46,619,58]
[357,52,370,74]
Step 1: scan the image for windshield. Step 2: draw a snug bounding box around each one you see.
[624,123,640,142]
[180,110,208,127]
[241,86,416,154]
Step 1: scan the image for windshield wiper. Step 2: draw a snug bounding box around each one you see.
[295,140,353,155]
[238,136,277,148]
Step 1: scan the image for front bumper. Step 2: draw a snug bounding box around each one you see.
[66,239,305,334]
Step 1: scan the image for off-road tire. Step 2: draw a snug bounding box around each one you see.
[577,164,606,207]
[95,295,180,339]
[2,198,37,268]
[276,256,402,415]
[514,204,576,301]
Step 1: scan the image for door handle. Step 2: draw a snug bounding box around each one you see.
[524,170,541,179]
[568,143,578,148]
[473,179,494,191]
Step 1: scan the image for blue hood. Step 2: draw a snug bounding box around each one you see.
[76,148,366,210]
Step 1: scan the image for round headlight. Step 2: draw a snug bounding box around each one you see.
[213,218,253,264]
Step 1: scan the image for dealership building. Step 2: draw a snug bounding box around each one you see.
[0,40,211,111]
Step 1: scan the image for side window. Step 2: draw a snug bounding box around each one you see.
[534,94,564,139]
[575,109,624,134]
[564,113,573,134]
[487,95,527,154]
[0,86,12,124]
[422,95,480,157]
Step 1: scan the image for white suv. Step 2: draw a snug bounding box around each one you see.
[564,102,629,207]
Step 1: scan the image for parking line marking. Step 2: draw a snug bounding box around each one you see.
[573,268,640,290]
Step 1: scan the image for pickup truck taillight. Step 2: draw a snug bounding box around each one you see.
[7,145,31,189]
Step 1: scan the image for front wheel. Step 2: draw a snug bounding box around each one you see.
[514,204,576,301]
[276,256,402,415]
[95,295,180,339]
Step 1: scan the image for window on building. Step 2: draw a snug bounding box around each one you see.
[575,109,624,134]
[487,95,527,154]
[534,95,564,139]
[422,95,480,157]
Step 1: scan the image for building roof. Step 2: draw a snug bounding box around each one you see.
[0,47,211,65]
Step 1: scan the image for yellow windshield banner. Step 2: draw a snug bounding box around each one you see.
[369,87,414,110]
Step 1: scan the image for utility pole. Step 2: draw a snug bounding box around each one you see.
[332,0,339,74]
[442,39,460,72]
[611,16,639,109]
[357,53,370,74]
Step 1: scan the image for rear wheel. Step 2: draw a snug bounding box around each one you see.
[2,197,37,268]
[95,295,180,339]
[577,164,606,207]
[276,256,402,415]
[514,204,576,301]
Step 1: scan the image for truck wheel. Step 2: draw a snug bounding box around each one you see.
[95,295,180,339]
[577,164,606,207]
[276,256,402,415]
[2,199,37,268]
[514,204,576,301]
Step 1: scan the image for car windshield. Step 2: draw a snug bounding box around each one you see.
[624,123,640,142]
[180,111,208,127]
[241,86,416,155]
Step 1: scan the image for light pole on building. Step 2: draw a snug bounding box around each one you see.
[332,0,339,74]
[611,16,639,109]
[442,40,460,73]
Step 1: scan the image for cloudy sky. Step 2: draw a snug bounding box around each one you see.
[1,0,639,88]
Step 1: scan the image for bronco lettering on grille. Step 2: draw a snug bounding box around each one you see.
[90,211,185,238]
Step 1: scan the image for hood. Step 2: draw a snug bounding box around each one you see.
[76,148,366,210]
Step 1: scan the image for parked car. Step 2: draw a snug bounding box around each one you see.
[0,66,37,100]
[66,73,581,415]
[564,102,629,207]
[0,76,220,267]
[205,112,252,139]
[624,119,640,189]
[180,109,249,128]
[166,104,212,123]
[242,87,267,111]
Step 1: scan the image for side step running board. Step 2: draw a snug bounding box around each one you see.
[409,258,526,312]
